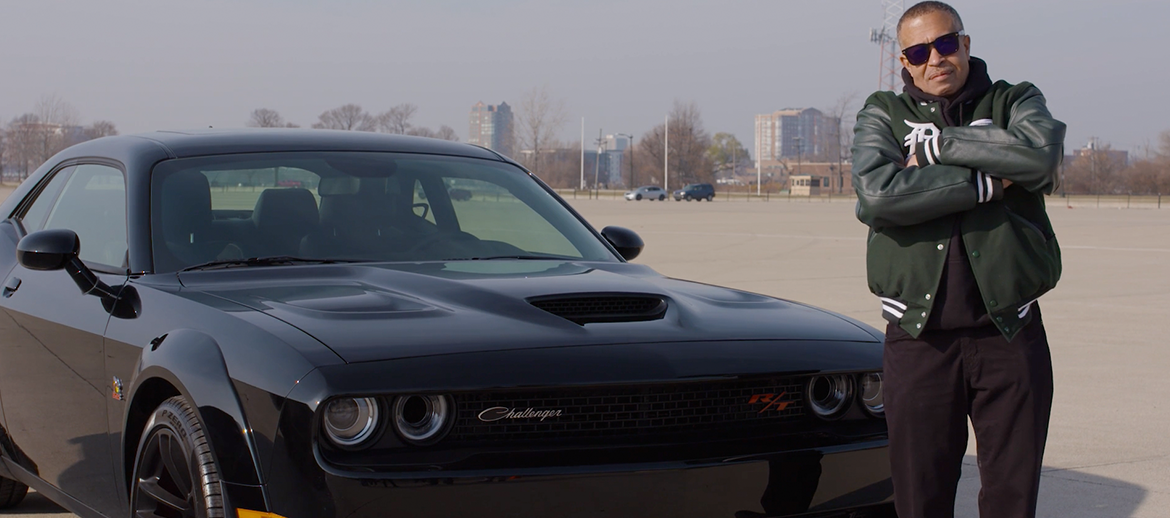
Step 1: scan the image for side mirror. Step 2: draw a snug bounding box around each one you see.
[17,228,80,271]
[601,226,644,261]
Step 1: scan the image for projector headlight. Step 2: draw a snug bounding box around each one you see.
[806,374,853,419]
[859,372,885,417]
[392,395,452,445]
[322,397,381,448]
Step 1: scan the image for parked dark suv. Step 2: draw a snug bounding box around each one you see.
[673,183,715,201]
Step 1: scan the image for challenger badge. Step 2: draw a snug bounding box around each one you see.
[478,407,564,422]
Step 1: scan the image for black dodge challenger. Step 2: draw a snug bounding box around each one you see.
[0,130,894,518]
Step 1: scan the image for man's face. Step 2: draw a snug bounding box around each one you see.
[898,11,970,97]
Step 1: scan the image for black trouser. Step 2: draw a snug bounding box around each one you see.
[883,311,1053,518]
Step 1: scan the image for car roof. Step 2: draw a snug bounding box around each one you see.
[61,128,507,162]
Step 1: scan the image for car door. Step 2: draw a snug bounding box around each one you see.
[0,163,127,512]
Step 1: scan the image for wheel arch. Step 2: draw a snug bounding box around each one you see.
[123,329,266,496]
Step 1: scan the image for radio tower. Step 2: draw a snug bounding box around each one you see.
[869,0,904,91]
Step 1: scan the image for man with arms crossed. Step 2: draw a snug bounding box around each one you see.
[851,2,1066,517]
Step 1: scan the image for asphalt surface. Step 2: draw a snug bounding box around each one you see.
[1,185,1165,517]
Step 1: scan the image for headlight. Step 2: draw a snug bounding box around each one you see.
[392,395,452,445]
[323,397,381,447]
[859,372,885,417]
[806,374,853,419]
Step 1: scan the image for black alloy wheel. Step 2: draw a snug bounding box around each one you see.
[658,194,665,201]
[636,194,642,200]
[131,396,225,518]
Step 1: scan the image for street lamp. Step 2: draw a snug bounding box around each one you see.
[616,133,634,188]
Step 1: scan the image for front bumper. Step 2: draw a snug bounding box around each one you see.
[266,440,892,518]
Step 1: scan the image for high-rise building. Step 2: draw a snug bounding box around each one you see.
[754,108,839,168]
[469,101,514,156]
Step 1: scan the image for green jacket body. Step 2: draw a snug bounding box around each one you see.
[851,63,1067,341]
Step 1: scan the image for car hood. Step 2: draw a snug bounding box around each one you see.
[180,260,878,364]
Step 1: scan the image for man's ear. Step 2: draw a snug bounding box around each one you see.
[962,34,971,54]
[898,54,911,70]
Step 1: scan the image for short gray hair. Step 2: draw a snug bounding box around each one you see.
[897,1,965,41]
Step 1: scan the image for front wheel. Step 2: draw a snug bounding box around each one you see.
[658,194,665,201]
[635,194,642,200]
[0,477,27,509]
[131,396,225,518]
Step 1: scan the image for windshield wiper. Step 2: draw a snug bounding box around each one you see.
[180,256,360,272]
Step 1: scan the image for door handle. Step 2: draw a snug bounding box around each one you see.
[3,277,20,298]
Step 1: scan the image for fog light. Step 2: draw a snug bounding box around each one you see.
[393,395,451,445]
[860,372,884,417]
[323,397,380,447]
[807,374,853,419]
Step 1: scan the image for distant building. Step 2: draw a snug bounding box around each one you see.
[468,101,514,156]
[754,108,839,170]
[1072,139,1128,166]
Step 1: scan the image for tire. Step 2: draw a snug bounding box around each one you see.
[131,396,225,518]
[0,477,27,509]
[685,195,692,202]
[706,194,714,202]
[658,195,665,201]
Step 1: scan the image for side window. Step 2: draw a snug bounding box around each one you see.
[42,164,128,270]
[17,166,75,233]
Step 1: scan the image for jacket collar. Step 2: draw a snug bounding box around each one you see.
[902,57,992,125]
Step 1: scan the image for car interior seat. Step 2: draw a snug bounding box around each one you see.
[251,188,319,257]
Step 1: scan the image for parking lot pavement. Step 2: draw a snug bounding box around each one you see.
[0,187,1165,517]
[573,198,1170,518]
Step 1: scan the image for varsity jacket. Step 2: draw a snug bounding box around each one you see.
[851,58,1067,341]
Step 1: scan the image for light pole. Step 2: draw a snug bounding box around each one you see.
[593,129,606,195]
[616,133,634,188]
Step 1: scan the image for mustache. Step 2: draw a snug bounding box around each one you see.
[928,67,955,79]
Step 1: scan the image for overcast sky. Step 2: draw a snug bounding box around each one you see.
[1,0,1165,158]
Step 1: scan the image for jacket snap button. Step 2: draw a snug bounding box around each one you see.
[916,323,922,329]
[925,294,931,300]
[937,244,945,250]
[921,312,927,317]
[971,251,980,258]
[996,316,1004,322]
[989,300,997,307]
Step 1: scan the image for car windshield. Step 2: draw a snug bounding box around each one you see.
[150,152,617,273]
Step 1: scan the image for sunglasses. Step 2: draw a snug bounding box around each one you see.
[901,31,965,66]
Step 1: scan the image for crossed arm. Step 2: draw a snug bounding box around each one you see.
[852,86,1066,229]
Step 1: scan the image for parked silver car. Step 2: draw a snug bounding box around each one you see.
[624,185,667,201]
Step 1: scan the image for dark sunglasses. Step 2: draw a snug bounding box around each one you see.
[901,31,965,66]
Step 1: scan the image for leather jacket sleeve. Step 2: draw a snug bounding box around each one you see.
[852,102,980,229]
[938,86,1067,194]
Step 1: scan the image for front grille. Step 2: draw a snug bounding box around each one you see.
[528,294,667,325]
[448,377,805,444]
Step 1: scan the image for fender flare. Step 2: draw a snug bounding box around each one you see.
[125,328,265,490]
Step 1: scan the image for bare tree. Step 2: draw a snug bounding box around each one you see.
[312,104,377,131]
[248,108,288,128]
[376,103,418,134]
[7,114,43,180]
[406,127,436,138]
[516,85,568,176]
[825,92,859,193]
[86,120,119,139]
[639,101,713,187]
[434,125,459,142]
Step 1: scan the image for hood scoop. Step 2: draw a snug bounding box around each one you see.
[528,293,668,325]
